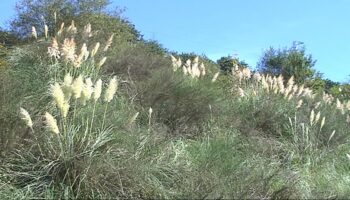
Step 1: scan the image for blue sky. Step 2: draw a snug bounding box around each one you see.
[1,0,350,82]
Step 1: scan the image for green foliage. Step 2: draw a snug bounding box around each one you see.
[257,41,316,84]
[233,91,296,136]
[10,0,110,37]
[174,52,219,74]
[138,68,223,136]
[2,1,350,199]
[0,29,21,46]
[305,73,326,92]
[217,55,249,74]
[104,43,170,83]
[329,84,350,100]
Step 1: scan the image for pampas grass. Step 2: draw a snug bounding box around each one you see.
[20,107,33,129]
[91,42,100,57]
[50,82,69,117]
[104,76,118,103]
[45,112,60,134]
[44,24,48,39]
[81,78,93,104]
[72,75,84,99]
[310,109,315,126]
[31,26,37,39]
[97,57,107,68]
[61,38,76,63]
[93,79,102,102]
[211,72,220,82]
[103,34,114,51]
[320,116,325,130]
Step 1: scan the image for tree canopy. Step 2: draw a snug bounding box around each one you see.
[10,0,110,37]
[217,56,249,74]
[257,42,316,84]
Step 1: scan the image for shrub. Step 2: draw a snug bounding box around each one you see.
[138,68,223,136]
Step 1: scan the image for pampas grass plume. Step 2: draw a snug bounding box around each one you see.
[182,65,188,75]
[200,63,206,77]
[72,75,84,99]
[97,57,107,68]
[50,82,69,117]
[329,130,336,144]
[104,76,118,102]
[211,72,220,82]
[91,42,100,57]
[83,23,92,38]
[20,107,33,129]
[238,87,245,97]
[44,24,48,38]
[82,78,93,101]
[315,111,321,124]
[310,109,315,125]
[45,112,59,134]
[320,116,325,130]
[54,12,57,24]
[103,34,114,51]
[296,99,303,109]
[31,26,37,39]
[61,38,76,63]
[67,20,77,34]
[62,73,73,100]
[93,79,102,102]
[57,22,64,36]
[128,112,140,127]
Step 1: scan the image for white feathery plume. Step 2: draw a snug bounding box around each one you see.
[104,76,118,102]
[103,34,114,51]
[296,99,303,109]
[310,109,315,126]
[54,12,57,24]
[315,111,321,124]
[45,112,59,134]
[91,42,100,57]
[238,87,245,97]
[62,73,73,100]
[31,26,37,39]
[82,78,94,101]
[97,57,107,68]
[182,65,188,75]
[199,63,206,77]
[61,38,76,63]
[20,107,33,129]
[212,72,220,82]
[57,22,65,36]
[320,116,325,130]
[47,37,60,59]
[44,24,48,39]
[72,75,84,99]
[50,82,69,117]
[128,112,140,126]
[93,79,102,102]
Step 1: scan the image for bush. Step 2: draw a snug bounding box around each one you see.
[104,43,170,82]
[138,68,223,136]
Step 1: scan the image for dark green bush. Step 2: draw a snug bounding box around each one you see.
[138,68,223,136]
[232,91,296,137]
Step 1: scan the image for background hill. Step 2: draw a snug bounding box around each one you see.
[1,0,350,199]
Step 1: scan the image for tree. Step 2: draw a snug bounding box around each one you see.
[257,42,316,84]
[217,56,249,74]
[0,28,21,46]
[10,0,110,37]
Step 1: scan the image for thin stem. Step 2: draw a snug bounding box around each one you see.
[73,98,78,122]
[89,102,97,134]
[101,103,108,130]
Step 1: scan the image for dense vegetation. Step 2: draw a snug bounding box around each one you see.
[1,0,350,199]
